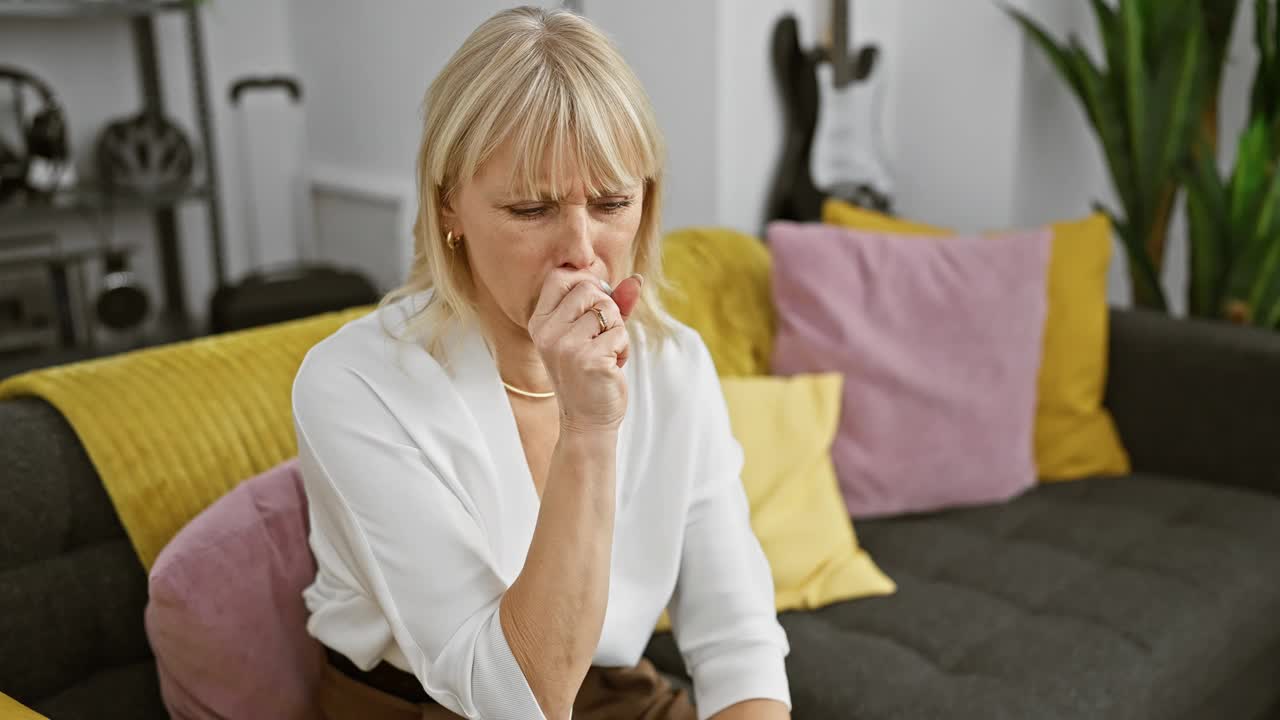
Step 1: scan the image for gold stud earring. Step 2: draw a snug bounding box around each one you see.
[445,230,463,250]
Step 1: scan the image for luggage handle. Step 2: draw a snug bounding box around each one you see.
[229,76,302,106]
[228,72,318,271]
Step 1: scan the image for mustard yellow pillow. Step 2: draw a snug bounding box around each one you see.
[821,198,1131,481]
[660,227,775,376]
[656,373,896,631]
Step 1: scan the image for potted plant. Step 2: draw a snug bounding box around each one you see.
[1184,0,1280,328]
[1008,0,1242,312]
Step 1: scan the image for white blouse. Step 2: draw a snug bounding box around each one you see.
[292,292,791,720]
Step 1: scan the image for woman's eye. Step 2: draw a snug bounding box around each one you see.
[596,199,633,214]
[510,205,548,219]
[508,199,632,219]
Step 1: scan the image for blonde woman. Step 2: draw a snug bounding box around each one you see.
[291,6,791,719]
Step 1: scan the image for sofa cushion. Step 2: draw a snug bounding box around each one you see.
[30,660,164,720]
[820,199,1132,482]
[767,220,1050,518]
[660,226,776,376]
[145,458,324,720]
[646,474,1280,719]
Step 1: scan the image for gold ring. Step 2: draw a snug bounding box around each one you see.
[593,307,610,334]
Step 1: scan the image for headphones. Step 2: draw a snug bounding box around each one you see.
[0,65,70,203]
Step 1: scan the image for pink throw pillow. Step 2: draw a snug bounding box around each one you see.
[145,458,324,720]
[767,221,1050,518]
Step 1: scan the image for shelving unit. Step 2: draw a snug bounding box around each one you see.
[0,0,189,18]
[0,0,227,378]
[0,183,211,222]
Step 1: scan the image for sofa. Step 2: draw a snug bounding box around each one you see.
[2,243,1280,719]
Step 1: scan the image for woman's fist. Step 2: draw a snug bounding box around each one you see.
[527,270,643,433]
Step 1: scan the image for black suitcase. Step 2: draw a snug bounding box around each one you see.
[209,75,379,334]
[209,263,378,333]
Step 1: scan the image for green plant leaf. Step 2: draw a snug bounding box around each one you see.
[1251,0,1279,122]
[1184,141,1233,314]
[1097,201,1168,310]
[1228,120,1272,240]
[1260,268,1280,326]
[1244,158,1280,312]
[1144,14,1205,187]
[1254,256,1280,326]
[1250,221,1280,326]
[1202,0,1243,82]
[1121,0,1150,200]
[1186,187,1217,315]
[1139,0,1181,68]
[1089,0,1124,92]
[1089,0,1119,40]
[1069,40,1141,218]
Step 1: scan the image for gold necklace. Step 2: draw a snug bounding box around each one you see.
[502,380,556,399]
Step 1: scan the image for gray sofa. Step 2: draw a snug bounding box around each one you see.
[3,307,1279,719]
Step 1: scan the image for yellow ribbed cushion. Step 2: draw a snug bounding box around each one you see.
[656,373,896,631]
[0,306,373,569]
[660,227,775,376]
[822,198,1131,481]
[0,692,47,719]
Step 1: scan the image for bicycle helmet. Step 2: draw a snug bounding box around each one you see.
[95,110,195,197]
[0,140,25,203]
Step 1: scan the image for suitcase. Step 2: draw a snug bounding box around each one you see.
[209,75,379,333]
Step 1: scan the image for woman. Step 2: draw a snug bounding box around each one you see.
[292,6,791,719]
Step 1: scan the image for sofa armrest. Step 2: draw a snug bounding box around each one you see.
[1104,307,1280,496]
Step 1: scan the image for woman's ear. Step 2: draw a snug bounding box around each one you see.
[438,186,462,235]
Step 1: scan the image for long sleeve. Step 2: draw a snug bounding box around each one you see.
[668,343,792,719]
[293,357,546,719]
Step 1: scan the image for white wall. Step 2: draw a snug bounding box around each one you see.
[13,0,1248,323]
[587,0,722,233]
[870,0,1027,231]
[716,0,820,236]
[288,0,561,288]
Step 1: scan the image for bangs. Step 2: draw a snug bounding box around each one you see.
[458,46,659,200]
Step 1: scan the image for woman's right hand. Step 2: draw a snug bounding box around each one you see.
[528,269,643,433]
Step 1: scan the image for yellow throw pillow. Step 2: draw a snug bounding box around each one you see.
[655,373,896,631]
[821,198,1131,481]
[660,227,775,376]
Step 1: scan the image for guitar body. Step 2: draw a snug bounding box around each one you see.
[764,10,891,230]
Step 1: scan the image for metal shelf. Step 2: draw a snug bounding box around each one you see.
[0,326,59,354]
[0,184,210,223]
[0,0,190,18]
[0,0,227,382]
[0,308,199,379]
[0,238,139,267]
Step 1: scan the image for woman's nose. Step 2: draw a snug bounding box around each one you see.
[556,205,596,270]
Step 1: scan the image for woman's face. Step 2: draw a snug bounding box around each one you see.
[442,138,644,332]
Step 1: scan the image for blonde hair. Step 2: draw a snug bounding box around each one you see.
[380,5,671,359]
